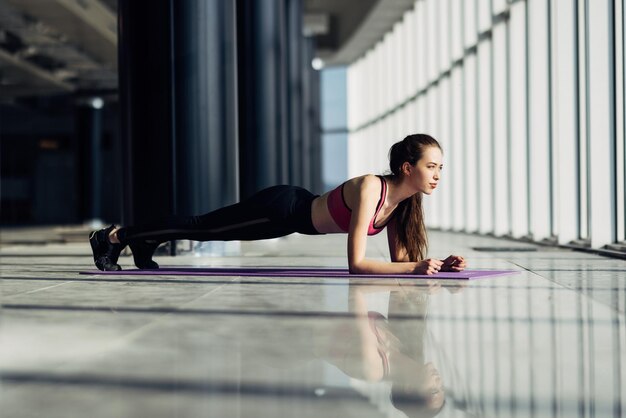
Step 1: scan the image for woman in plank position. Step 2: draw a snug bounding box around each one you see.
[89,133,466,274]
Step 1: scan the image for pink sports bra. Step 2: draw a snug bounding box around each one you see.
[327,175,390,236]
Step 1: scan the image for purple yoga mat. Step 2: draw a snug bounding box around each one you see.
[79,267,519,279]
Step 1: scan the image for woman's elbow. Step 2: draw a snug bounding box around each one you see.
[348,260,366,274]
[348,264,360,274]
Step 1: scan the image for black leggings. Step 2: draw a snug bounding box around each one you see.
[116,185,323,245]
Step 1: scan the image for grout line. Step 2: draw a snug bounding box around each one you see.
[11,282,72,297]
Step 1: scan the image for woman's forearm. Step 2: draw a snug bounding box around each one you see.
[349,258,418,275]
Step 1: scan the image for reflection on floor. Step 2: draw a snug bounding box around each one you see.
[1,228,625,418]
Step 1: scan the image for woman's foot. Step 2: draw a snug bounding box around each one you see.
[89,224,124,271]
[129,240,160,270]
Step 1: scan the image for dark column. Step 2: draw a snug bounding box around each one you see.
[300,37,312,191]
[118,0,239,230]
[75,100,104,224]
[286,0,303,187]
[308,57,322,195]
[118,0,175,226]
[171,0,239,214]
[276,0,290,184]
[237,0,288,198]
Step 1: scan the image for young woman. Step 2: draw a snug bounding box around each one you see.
[89,133,467,274]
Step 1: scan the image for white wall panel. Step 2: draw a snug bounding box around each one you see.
[527,0,552,241]
[366,52,373,124]
[383,33,393,112]
[464,53,479,232]
[407,100,417,133]
[451,65,465,230]
[616,0,625,243]
[477,0,491,33]
[379,118,388,174]
[416,93,426,132]
[439,76,452,229]
[477,39,493,234]
[416,1,427,91]
[551,0,579,244]
[451,0,464,60]
[374,47,381,122]
[392,23,402,108]
[493,22,509,236]
[426,0,439,82]
[398,103,407,138]
[425,86,440,228]
[464,0,478,48]
[587,0,617,248]
[509,1,529,238]
[492,0,508,15]
[406,9,416,98]
[577,0,589,239]
[438,0,451,73]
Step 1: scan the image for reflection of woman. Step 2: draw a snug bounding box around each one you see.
[385,286,445,417]
[89,134,466,274]
[315,280,452,417]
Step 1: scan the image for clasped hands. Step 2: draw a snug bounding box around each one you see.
[415,255,467,275]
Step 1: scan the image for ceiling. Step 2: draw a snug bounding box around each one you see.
[0,0,414,103]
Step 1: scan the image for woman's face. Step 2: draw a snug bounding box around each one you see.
[421,362,445,409]
[406,146,443,195]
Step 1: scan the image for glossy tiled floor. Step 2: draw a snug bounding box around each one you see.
[1,228,625,418]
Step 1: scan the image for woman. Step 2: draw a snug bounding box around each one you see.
[89,133,467,274]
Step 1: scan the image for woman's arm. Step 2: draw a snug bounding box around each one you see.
[386,216,409,262]
[347,176,423,274]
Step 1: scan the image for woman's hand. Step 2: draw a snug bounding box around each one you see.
[440,255,467,272]
[413,258,444,275]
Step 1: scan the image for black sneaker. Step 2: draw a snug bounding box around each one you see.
[129,240,160,270]
[89,224,123,271]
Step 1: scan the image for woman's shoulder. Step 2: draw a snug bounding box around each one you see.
[344,174,384,197]
[346,174,382,187]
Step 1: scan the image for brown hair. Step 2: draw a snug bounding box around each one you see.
[387,134,442,261]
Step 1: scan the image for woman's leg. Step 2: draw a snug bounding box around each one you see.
[90,185,320,270]
[116,185,303,245]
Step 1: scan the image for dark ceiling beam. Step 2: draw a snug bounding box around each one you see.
[5,0,117,68]
[0,48,73,100]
